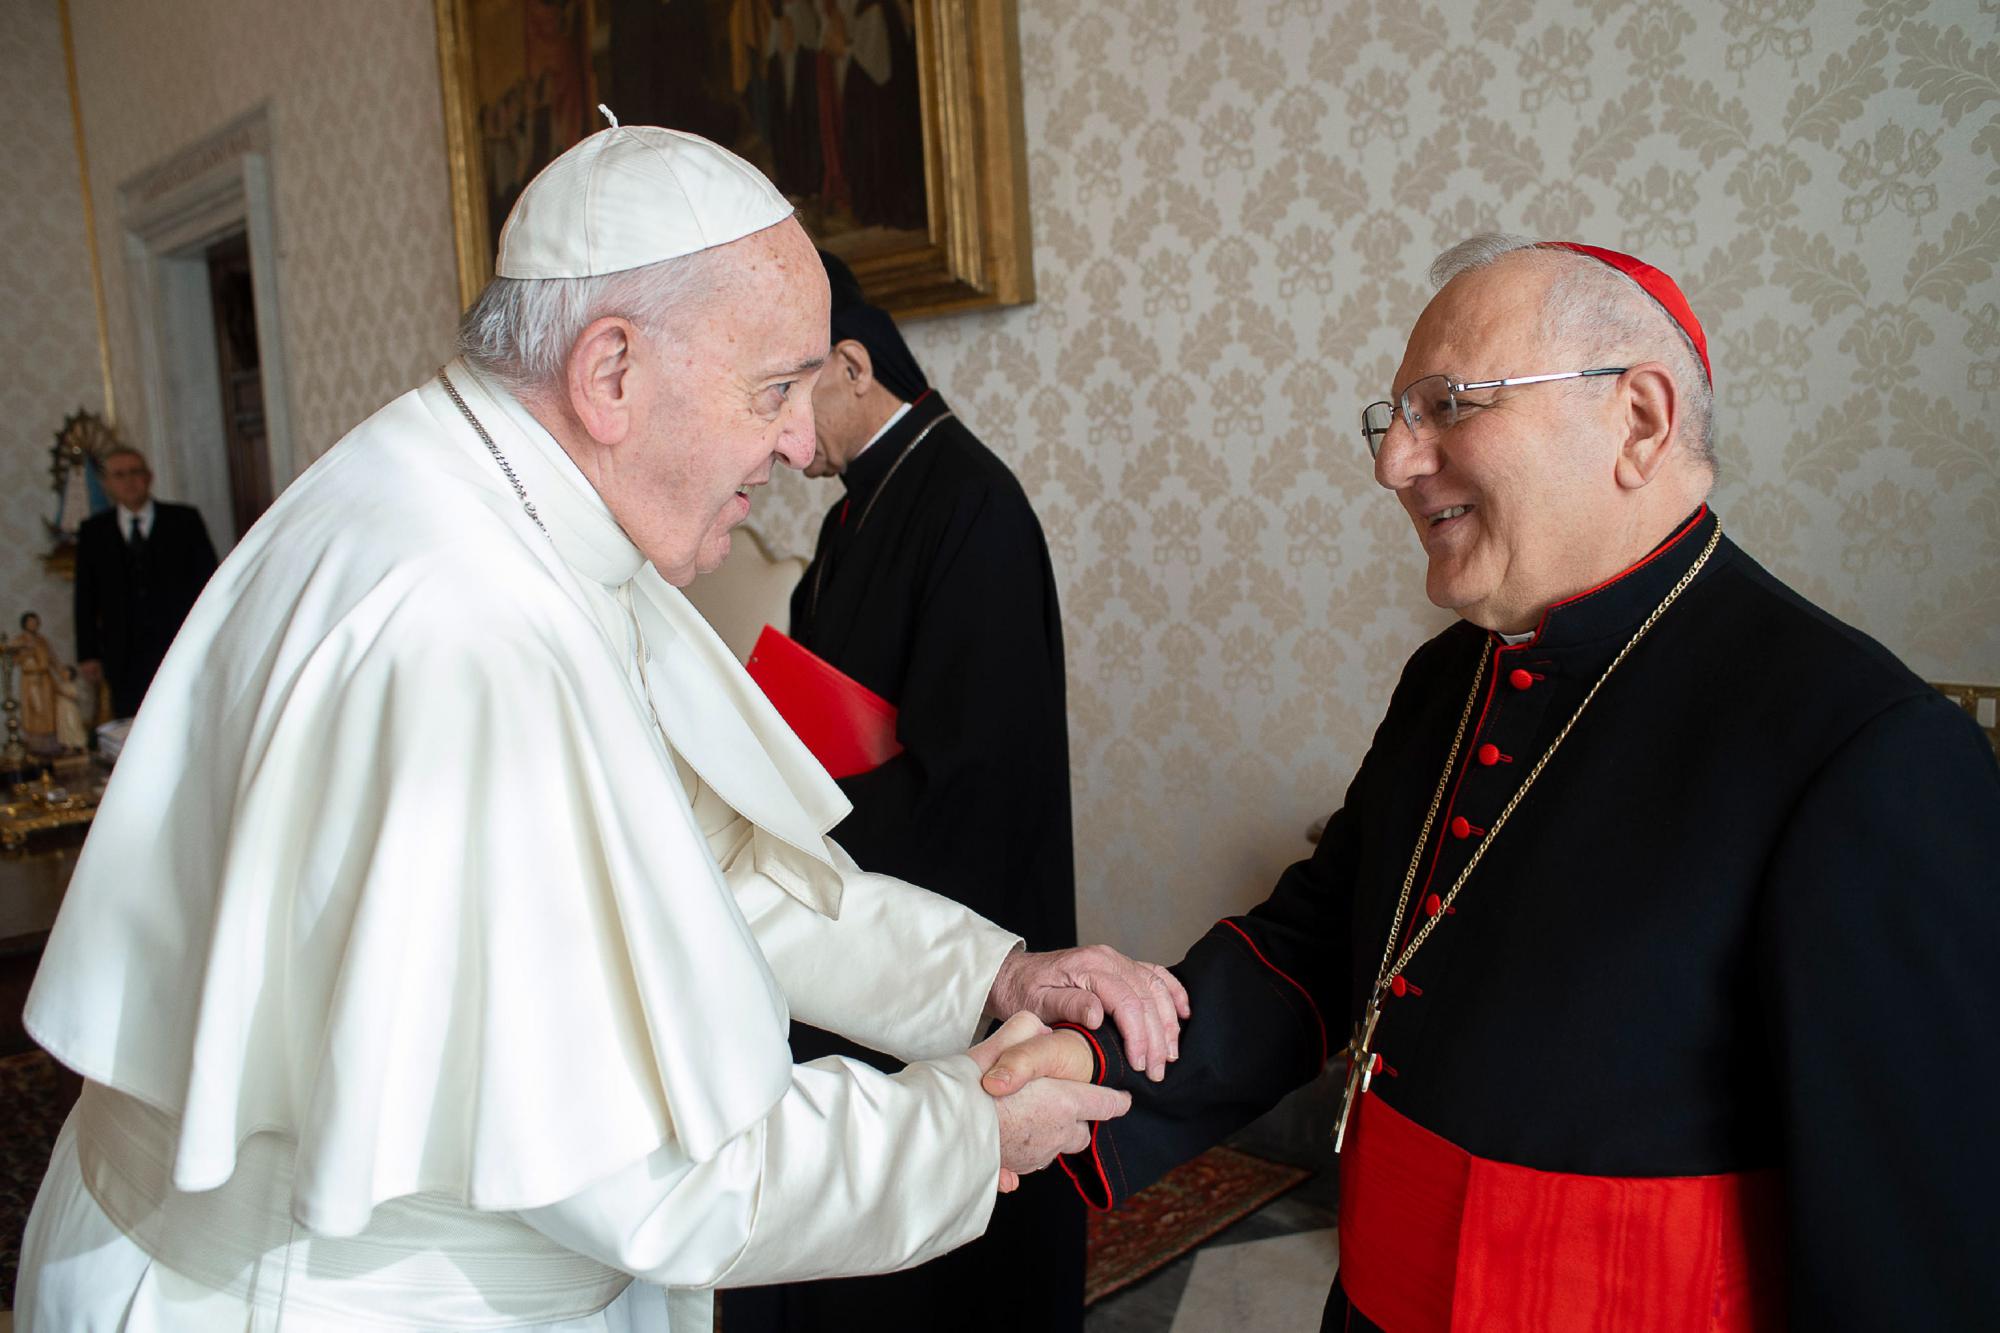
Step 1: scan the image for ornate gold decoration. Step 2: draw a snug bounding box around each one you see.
[432,0,1032,319]
[0,650,29,786]
[58,0,116,425]
[1932,682,2000,757]
[0,765,106,855]
[42,409,123,580]
[435,1,1995,973]
[432,0,487,319]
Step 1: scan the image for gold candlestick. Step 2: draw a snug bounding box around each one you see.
[0,645,36,785]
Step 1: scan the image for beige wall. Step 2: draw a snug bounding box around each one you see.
[751,0,2000,961]
[65,0,462,508]
[5,0,460,668]
[9,0,1996,963]
[1,2,107,657]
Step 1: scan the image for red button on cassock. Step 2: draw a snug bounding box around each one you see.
[1509,668,1534,691]
[1391,975,1407,997]
[1477,743,1501,766]
[1450,815,1472,839]
[1424,893,1443,918]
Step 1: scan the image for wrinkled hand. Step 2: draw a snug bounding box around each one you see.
[968,1011,1062,1192]
[970,1014,1129,1192]
[986,944,1190,1082]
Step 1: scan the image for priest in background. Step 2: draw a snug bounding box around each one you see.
[728,252,1084,1332]
[17,123,1187,1332]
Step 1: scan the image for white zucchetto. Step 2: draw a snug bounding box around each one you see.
[496,121,793,280]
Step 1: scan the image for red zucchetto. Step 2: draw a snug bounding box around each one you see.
[1539,241,1711,384]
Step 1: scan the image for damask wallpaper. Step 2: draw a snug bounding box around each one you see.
[751,0,2000,958]
[7,0,1996,961]
[0,2,107,660]
[63,0,462,497]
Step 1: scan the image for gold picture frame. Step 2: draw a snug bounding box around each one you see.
[434,0,1033,321]
[1932,681,2000,756]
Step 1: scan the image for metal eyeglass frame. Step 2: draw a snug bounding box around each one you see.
[1360,367,1629,459]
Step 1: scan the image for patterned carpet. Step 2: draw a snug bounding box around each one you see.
[1085,1145,1312,1305]
[0,1051,73,1311]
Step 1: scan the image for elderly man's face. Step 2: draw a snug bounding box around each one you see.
[104,453,153,511]
[1374,257,1626,633]
[621,220,828,585]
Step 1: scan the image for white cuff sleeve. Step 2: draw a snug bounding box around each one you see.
[517,1054,1000,1289]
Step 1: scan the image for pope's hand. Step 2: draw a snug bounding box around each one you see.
[985,944,1190,1082]
[969,1014,1128,1193]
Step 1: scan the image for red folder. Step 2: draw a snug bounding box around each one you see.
[745,625,903,779]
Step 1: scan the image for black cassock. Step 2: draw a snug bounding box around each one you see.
[1057,507,2000,1331]
[727,391,1083,1332]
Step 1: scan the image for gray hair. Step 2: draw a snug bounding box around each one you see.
[456,248,732,397]
[1429,233,1716,470]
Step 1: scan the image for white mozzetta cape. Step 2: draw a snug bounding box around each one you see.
[24,364,1017,1270]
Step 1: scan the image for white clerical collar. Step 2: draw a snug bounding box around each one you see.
[117,499,157,537]
[1498,629,1535,645]
[846,400,911,467]
[450,360,646,588]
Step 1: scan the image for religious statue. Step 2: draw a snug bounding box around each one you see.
[45,409,121,578]
[53,665,90,752]
[10,613,59,747]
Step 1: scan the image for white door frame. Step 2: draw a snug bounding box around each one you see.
[116,104,296,546]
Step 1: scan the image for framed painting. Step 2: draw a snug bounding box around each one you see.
[435,0,1033,319]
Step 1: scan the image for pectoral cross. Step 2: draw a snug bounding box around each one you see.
[1332,994,1384,1154]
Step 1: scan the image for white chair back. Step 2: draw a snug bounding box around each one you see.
[682,525,809,662]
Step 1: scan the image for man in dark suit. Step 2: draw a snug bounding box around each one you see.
[75,447,218,718]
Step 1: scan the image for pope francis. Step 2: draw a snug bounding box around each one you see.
[14,123,1183,1331]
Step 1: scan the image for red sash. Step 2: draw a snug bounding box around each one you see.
[1338,1092,1784,1331]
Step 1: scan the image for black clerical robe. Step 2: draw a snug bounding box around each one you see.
[734,391,1082,1331]
[1060,506,2000,1331]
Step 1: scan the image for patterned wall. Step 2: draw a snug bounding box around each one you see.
[9,0,1996,961]
[64,0,462,502]
[0,2,108,659]
[750,0,2000,959]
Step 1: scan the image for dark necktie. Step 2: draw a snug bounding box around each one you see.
[129,515,151,598]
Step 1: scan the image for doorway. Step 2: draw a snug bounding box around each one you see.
[118,105,297,551]
[204,232,273,535]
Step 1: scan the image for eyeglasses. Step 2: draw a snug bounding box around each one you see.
[1359,368,1629,459]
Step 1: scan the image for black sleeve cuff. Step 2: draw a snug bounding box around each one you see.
[1050,1021,1122,1211]
[1050,916,1333,1212]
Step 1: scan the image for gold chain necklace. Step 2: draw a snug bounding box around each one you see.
[1332,523,1721,1152]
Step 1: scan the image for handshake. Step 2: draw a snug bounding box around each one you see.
[971,944,1191,1192]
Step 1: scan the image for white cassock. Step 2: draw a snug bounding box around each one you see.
[17,360,1022,1331]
